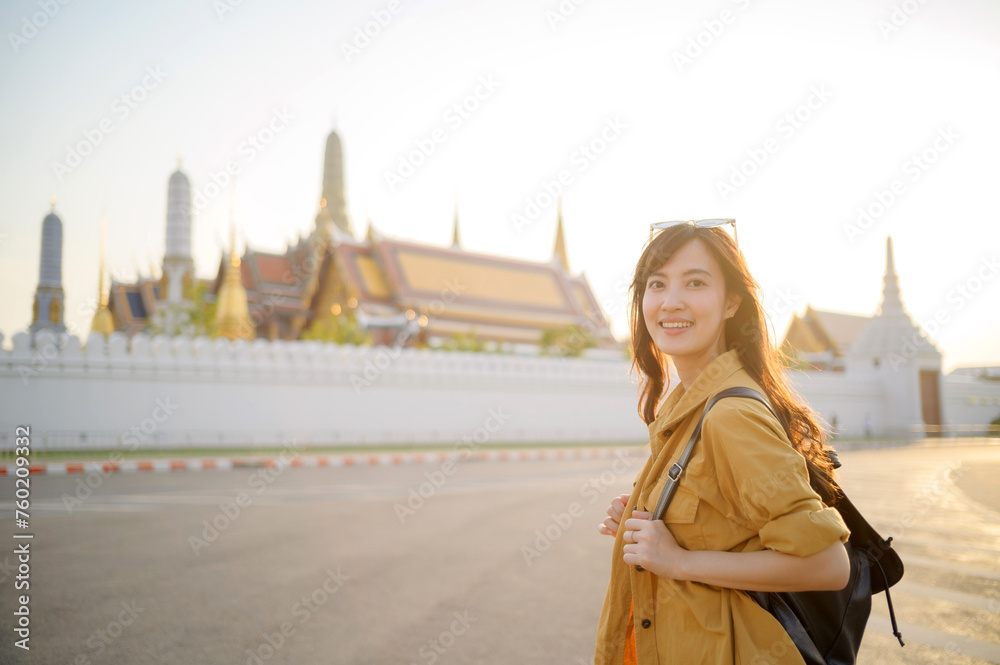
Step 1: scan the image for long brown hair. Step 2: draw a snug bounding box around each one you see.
[628,225,839,501]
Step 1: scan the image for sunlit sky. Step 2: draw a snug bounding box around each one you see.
[1,0,998,372]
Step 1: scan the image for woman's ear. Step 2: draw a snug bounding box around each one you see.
[725,293,743,319]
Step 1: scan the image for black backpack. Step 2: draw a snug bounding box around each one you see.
[651,387,905,665]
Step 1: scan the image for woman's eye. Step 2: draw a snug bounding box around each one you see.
[649,280,663,289]
[688,279,704,287]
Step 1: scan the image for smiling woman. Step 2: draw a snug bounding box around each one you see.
[593,221,851,665]
[640,239,741,389]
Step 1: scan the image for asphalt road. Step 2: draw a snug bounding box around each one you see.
[0,444,998,665]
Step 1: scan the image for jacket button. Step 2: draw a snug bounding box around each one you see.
[636,565,645,572]
[641,619,651,628]
[663,429,673,437]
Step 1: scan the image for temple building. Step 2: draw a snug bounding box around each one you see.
[30,199,67,335]
[781,237,944,434]
[106,159,206,336]
[779,307,870,371]
[94,128,616,350]
[204,128,615,348]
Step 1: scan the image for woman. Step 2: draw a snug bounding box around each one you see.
[593,220,851,665]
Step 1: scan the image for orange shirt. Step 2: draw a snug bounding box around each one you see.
[594,349,850,665]
[624,600,637,665]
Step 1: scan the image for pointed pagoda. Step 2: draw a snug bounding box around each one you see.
[552,198,571,273]
[846,237,943,433]
[214,190,254,340]
[160,156,195,305]
[875,236,904,317]
[90,214,114,337]
[317,128,352,237]
[848,236,938,361]
[451,202,461,248]
[31,197,67,335]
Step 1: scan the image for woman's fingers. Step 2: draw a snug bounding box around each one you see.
[599,516,619,536]
[623,516,652,531]
[611,494,634,516]
[607,498,626,522]
[599,496,650,537]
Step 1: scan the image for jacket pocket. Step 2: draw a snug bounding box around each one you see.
[639,478,699,524]
[639,480,705,550]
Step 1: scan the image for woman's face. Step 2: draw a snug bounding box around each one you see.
[641,237,741,363]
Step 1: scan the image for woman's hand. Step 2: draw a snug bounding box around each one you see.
[621,513,689,580]
[598,493,631,537]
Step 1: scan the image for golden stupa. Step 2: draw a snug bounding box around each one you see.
[90,213,115,337]
[214,192,254,341]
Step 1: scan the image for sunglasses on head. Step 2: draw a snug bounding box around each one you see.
[649,218,737,246]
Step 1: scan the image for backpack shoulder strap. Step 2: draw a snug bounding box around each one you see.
[651,387,772,521]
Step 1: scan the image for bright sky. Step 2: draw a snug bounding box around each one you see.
[1,0,998,373]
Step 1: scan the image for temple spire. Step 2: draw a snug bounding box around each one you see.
[31,199,66,334]
[90,213,114,337]
[553,198,570,273]
[451,201,461,248]
[214,185,254,340]
[319,128,352,236]
[314,196,332,244]
[878,235,904,317]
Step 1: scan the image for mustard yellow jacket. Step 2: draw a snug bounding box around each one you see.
[593,349,850,665]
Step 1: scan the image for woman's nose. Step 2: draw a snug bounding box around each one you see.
[659,285,684,311]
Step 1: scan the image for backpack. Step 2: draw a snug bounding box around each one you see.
[650,387,905,665]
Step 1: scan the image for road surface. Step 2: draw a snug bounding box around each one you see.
[1,443,998,664]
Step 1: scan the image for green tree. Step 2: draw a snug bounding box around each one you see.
[437,329,487,352]
[301,312,372,345]
[188,281,219,338]
[540,324,598,357]
[147,280,218,337]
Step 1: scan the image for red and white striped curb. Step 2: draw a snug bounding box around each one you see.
[0,446,646,476]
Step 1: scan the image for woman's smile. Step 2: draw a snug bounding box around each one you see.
[657,318,693,335]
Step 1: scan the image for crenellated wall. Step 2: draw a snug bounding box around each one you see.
[0,330,647,452]
[0,330,996,452]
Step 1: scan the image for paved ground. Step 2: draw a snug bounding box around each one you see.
[955,463,1000,513]
[0,443,998,664]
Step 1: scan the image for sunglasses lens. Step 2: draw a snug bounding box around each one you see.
[651,219,733,229]
[649,219,737,245]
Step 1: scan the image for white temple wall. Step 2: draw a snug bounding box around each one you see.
[941,375,1000,434]
[785,369,887,438]
[1,331,996,451]
[0,331,647,452]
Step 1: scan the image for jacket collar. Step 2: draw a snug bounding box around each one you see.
[647,348,745,439]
